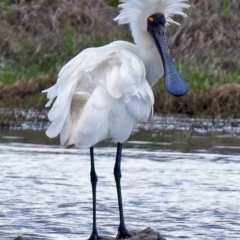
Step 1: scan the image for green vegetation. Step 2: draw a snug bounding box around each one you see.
[221,0,231,18]
[0,0,240,116]
[105,0,119,7]
[176,59,240,90]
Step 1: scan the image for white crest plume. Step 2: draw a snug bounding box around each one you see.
[115,0,190,26]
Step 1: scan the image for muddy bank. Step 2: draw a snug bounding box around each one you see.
[1,108,240,138]
[1,83,240,118]
[0,108,48,130]
[153,84,240,118]
[0,0,239,116]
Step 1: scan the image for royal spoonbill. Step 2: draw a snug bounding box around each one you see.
[43,0,190,239]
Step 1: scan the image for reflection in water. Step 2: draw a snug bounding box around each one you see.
[0,129,240,240]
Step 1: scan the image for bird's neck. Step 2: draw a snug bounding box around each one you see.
[133,31,164,88]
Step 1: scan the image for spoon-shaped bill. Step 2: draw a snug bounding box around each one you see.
[150,26,188,97]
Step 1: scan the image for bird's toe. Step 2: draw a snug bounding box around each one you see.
[88,232,102,240]
[117,226,133,239]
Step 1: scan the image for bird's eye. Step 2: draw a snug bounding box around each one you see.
[148,17,154,22]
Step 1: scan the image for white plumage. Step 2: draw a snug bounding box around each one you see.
[43,0,190,148]
[43,1,190,238]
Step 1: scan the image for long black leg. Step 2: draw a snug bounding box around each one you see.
[114,143,132,239]
[88,147,101,240]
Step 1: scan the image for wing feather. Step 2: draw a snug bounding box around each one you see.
[74,87,112,147]
[43,41,154,147]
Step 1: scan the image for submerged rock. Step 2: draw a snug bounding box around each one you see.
[12,228,166,240]
[101,227,166,240]
[13,237,22,240]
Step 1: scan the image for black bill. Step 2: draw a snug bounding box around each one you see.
[148,14,188,97]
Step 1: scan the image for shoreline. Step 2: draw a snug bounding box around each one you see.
[1,108,240,137]
[0,108,49,131]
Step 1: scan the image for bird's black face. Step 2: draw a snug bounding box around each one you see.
[147,13,166,31]
[147,13,188,97]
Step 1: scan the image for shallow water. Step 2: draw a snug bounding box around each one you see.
[0,127,240,240]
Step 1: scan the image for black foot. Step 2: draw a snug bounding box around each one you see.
[88,231,101,240]
[117,226,133,239]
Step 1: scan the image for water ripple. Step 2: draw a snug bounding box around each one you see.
[0,141,240,240]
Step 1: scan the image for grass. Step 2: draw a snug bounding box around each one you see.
[221,0,231,18]
[0,33,117,85]
[0,0,240,116]
[176,59,240,90]
[105,0,118,8]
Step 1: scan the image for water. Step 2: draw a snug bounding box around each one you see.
[0,125,240,240]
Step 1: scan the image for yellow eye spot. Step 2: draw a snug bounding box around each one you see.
[148,17,154,22]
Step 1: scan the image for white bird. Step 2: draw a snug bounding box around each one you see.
[43,0,190,239]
